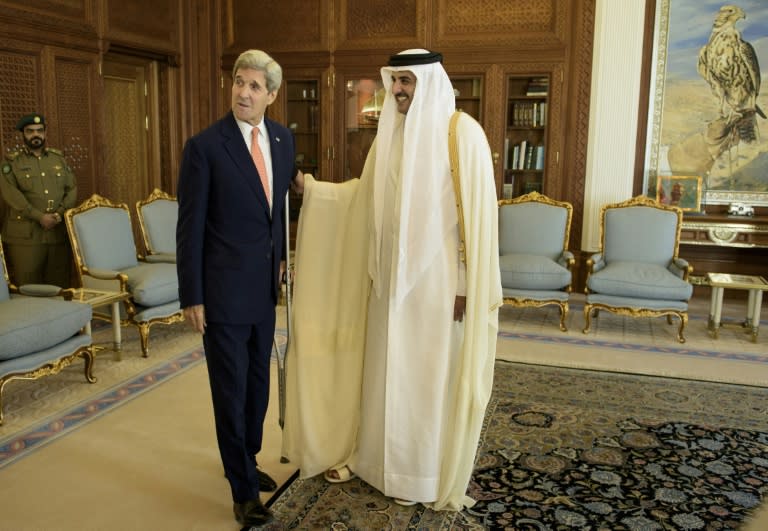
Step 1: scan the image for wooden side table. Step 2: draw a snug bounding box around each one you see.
[66,288,131,356]
[706,273,768,342]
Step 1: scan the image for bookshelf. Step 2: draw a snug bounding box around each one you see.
[450,76,483,121]
[502,76,549,199]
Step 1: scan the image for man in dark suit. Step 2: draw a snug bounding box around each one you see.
[176,49,302,528]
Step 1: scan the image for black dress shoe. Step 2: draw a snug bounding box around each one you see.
[257,468,277,492]
[233,498,274,527]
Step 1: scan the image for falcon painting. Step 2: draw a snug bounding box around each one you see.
[697,4,765,143]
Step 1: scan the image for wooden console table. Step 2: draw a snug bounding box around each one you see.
[681,215,768,248]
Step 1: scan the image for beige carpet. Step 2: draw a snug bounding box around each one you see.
[0,323,296,531]
[497,293,768,386]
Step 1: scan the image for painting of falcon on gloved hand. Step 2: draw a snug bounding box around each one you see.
[647,1,767,205]
[697,4,764,143]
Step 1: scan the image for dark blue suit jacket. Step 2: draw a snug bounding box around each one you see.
[176,111,295,325]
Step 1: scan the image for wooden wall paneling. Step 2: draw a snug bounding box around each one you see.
[223,0,331,55]
[48,48,101,203]
[159,64,181,194]
[181,0,222,136]
[335,0,426,53]
[632,0,657,198]
[0,1,98,51]
[561,0,595,292]
[0,43,42,227]
[433,0,568,50]
[103,0,181,55]
[0,44,41,157]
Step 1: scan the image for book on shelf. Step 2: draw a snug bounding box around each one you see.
[526,77,549,97]
[509,101,547,127]
[524,142,535,169]
[534,145,545,170]
[503,182,515,200]
[511,144,520,170]
[503,137,509,169]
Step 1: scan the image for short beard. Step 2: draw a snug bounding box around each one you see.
[24,137,44,150]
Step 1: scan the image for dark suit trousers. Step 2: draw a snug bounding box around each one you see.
[203,311,275,503]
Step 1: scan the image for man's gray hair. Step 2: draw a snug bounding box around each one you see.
[232,49,283,93]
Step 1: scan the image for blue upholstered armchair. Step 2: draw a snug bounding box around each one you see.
[65,194,183,357]
[583,195,693,343]
[136,188,177,264]
[498,192,575,331]
[0,238,94,425]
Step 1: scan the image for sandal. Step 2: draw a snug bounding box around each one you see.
[394,498,418,506]
[324,465,356,484]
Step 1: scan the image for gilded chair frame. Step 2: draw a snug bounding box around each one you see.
[582,195,692,343]
[0,240,95,425]
[136,188,177,262]
[65,194,184,356]
[498,191,575,331]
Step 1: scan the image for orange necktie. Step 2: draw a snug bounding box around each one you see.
[251,127,271,206]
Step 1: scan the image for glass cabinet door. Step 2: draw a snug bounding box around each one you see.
[343,77,384,182]
[503,75,549,199]
[286,79,321,179]
[285,79,321,229]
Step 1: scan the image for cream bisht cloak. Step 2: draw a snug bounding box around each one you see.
[282,112,502,511]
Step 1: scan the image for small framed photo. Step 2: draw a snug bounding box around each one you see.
[656,175,702,212]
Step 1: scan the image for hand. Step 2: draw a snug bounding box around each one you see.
[40,213,59,230]
[453,296,466,322]
[292,170,306,194]
[183,304,206,334]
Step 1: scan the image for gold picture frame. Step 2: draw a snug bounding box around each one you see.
[656,175,702,212]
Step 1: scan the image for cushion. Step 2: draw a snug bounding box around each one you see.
[0,274,8,302]
[587,261,693,301]
[604,207,678,266]
[499,203,568,258]
[121,262,179,306]
[141,200,177,254]
[499,253,571,290]
[0,298,91,360]
[73,207,139,270]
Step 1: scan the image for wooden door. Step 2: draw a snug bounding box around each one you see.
[102,56,162,216]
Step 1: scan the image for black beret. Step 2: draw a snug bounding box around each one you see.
[16,113,46,131]
[388,51,443,67]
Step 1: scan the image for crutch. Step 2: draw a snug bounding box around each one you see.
[274,189,292,432]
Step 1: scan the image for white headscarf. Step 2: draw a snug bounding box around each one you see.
[371,49,457,303]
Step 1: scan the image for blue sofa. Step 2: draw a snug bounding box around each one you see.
[0,240,95,425]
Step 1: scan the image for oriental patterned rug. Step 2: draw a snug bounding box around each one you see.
[264,360,768,530]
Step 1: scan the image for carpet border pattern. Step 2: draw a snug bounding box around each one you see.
[0,347,205,469]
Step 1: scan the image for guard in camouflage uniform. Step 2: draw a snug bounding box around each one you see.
[0,113,77,287]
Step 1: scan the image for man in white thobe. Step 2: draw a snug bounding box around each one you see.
[282,49,502,511]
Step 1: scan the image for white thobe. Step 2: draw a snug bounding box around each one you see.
[282,111,502,511]
[352,121,463,502]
